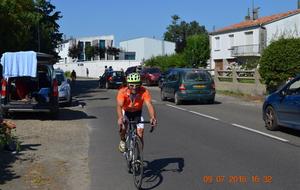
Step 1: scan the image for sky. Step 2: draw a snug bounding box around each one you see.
[50,0,298,45]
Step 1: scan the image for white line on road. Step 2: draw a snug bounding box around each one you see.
[188,110,220,121]
[231,123,289,142]
[165,104,219,121]
[152,99,157,103]
[166,104,187,111]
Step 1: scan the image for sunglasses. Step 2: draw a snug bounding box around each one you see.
[128,84,141,88]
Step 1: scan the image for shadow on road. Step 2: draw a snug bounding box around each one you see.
[9,108,97,121]
[0,143,41,185]
[141,157,184,190]
[70,79,99,97]
[280,127,300,137]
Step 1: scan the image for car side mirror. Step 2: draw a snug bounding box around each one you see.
[280,90,287,97]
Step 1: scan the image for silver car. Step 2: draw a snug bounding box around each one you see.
[55,69,72,106]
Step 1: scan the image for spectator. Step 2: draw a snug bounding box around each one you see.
[71,70,77,82]
[86,68,89,78]
[104,65,108,73]
[108,66,113,72]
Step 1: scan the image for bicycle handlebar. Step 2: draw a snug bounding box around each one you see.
[128,120,155,133]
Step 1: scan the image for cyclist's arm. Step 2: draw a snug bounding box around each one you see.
[144,100,156,120]
[116,99,124,120]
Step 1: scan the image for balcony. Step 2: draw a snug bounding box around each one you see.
[231,44,261,57]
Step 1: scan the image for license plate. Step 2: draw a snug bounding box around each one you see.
[193,85,205,89]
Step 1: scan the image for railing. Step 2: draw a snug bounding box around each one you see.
[231,44,261,57]
[214,68,266,96]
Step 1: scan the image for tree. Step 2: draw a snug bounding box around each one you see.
[34,0,63,58]
[164,15,207,53]
[85,45,95,61]
[0,0,37,55]
[259,38,300,93]
[68,44,81,59]
[0,0,62,57]
[106,47,120,58]
[183,34,210,68]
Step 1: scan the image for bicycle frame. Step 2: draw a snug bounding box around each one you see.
[123,120,152,189]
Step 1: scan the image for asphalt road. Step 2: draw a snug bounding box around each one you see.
[76,80,300,190]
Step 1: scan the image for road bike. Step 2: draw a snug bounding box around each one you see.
[123,119,154,189]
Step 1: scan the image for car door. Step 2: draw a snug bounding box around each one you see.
[277,78,300,128]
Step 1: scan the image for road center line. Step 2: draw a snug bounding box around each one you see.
[231,123,289,142]
[188,110,220,121]
[166,104,187,111]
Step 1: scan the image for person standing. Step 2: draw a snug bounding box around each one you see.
[86,68,89,78]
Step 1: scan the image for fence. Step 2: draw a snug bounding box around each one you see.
[212,68,266,96]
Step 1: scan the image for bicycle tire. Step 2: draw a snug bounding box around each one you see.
[125,135,133,173]
[132,136,143,189]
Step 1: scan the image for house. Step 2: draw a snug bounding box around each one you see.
[56,35,114,64]
[210,9,300,71]
[119,37,176,62]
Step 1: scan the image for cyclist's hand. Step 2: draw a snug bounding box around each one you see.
[150,117,157,127]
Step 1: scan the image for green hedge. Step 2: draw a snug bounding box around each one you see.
[259,38,300,93]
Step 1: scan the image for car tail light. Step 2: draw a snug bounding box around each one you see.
[1,79,7,98]
[179,84,186,91]
[108,76,113,81]
[53,79,58,97]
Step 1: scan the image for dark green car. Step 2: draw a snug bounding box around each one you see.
[160,68,215,105]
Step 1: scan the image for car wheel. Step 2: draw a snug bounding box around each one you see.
[174,92,181,105]
[161,90,167,101]
[264,106,279,131]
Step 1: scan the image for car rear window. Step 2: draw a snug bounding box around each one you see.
[184,70,210,82]
[112,71,124,77]
[56,72,65,83]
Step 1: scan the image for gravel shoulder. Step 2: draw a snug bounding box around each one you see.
[0,103,90,190]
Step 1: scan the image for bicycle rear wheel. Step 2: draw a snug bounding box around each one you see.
[132,137,143,189]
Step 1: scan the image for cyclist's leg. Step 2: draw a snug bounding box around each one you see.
[137,116,144,147]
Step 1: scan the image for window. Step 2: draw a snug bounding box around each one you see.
[229,34,234,49]
[215,37,220,50]
[288,79,300,95]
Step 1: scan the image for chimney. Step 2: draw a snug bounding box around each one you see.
[298,0,300,9]
[245,8,251,20]
[253,7,260,20]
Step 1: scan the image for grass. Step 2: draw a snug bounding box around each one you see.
[216,90,264,103]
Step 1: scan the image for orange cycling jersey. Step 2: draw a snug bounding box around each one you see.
[117,86,151,112]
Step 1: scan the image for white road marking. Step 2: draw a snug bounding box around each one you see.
[164,103,289,143]
[188,110,220,121]
[166,104,187,111]
[231,123,289,142]
[152,99,157,103]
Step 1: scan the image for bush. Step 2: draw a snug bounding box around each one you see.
[144,54,185,71]
[259,38,300,93]
[64,71,71,78]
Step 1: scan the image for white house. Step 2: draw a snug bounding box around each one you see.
[56,35,114,64]
[119,37,176,62]
[210,9,300,70]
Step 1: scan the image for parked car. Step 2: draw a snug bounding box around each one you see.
[55,69,72,106]
[263,75,300,131]
[125,66,137,76]
[160,68,215,105]
[158,69,172,88]
[0,52,59,117]
[140,67,162,86]
[99,71,126,89]
[125,65,142,76]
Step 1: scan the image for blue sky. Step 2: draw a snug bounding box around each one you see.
[51,0,298,45]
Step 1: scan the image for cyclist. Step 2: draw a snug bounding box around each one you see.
[116,72,157,153]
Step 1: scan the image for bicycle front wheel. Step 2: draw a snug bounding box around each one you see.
[132,137,143,189]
